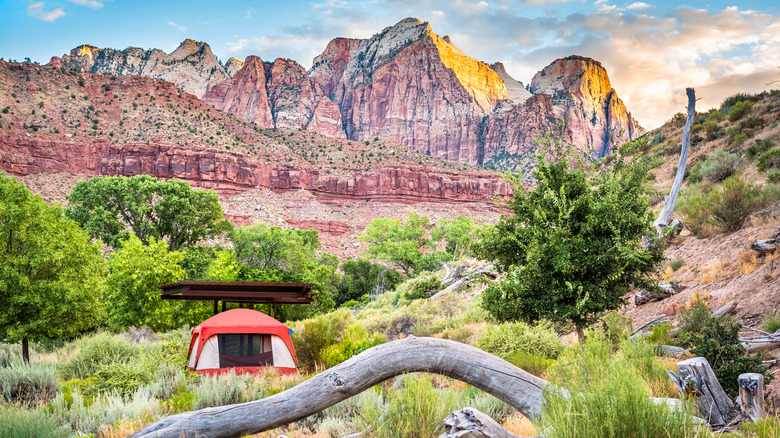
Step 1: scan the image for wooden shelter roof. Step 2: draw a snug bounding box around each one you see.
[158,281,314,305]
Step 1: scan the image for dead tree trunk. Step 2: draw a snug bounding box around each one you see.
[634,282,685,305]
[738,373,766,421]
[128,337,548,438]
[654,88,696,233]
[667,357,743,426]
[751,229,780,254]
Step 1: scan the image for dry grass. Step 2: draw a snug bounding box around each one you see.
[502,413,539,436]
[700,258,726,284]
[739,250,760,275]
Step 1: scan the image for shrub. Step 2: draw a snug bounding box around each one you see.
[322,323,385,367]
[476,321,564,361]
[767,170,780,184]
[729,100,754,121]
[731,133,748,148]
[763,310,780,334]
[0,342,22,367]
[192,372,247,409]
[700,149,742,182]
[678,302,772,397]
[758,148,780,172]
[670,258,685,271]
[720,93,754,114]
[676,183,712,235]
[746,138,775,158]
[0,405,68,438]
[403,276,442,300]
[541,334,706,438]
[291,309,351,371]
[708,175,768,232]
[59,331,141,380]
[0,360,58,406]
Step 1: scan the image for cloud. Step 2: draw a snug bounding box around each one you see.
[626,2,650,10]
[168,21,187,32]
[67,0,108,9]
[27,2,65,21]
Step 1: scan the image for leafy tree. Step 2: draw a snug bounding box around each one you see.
[230,223,337,318]
[476,134,663,342]
[360,213,448,276]
[104,235,209,331]
[66,175,232,250]
[0,174,105,363]
[336,259,401,306]
[432,215,479,259]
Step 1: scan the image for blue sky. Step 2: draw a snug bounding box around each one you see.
[1,0,779,128]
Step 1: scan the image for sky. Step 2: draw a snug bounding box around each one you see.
[1,0,779,129]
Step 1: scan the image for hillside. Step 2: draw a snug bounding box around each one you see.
[624,89,780,329]
[0,61,509,257]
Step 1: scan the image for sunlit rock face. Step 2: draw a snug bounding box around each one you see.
[202,56,345,137]
[48,39,232,97]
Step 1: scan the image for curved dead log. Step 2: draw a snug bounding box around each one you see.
[654,88,696,232]
[128,337,548,438]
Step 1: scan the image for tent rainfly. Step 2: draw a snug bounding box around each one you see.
[187,309,299,376]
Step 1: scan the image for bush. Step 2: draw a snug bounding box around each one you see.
[763,310,780,334]
[193,372,247,409]
[0,360,58,406]
[678,302,772,397]
[476,321,564,361]
[291,310,351,371]
[0,343,22,367]
[758,148,780,172]
[767,170,780,184]
[59,331,141,380]
[322,323,385,367]
[720,93,754,114]
[732,133,748,148]
[676,183,712,236]
[403,276,441,300]
[670,258,685,271]
[699,149,742,182]
[542,334,706,438]
[746,138,775,158]
[0,405,68,438]
[708,175,768,232]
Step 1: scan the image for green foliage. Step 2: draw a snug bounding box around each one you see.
[720,93,754,114]
[0,360,57,406]
[476,133,663,335]
[767,170,780,184]
[541,334,707,438]
[0,405,69,438]
[475,321,564,361]
[192,372,247,409]
[758,148,780,172]
[291,310,351,371]
[763,310,780,334]
[432,215,480,259]
[740,417,780,437]
[336,259,401,306]
[646,323,673,346]
[699,149,743,182]
[0,342,22,367]
[322,323,385,367]
[678,176,773,234]
[728,100,754,121]
[403,276,442,300]
[66,175,231,250]
[230,223,337,316]
[746,137,775,158]
[59,331,141,380]
[360,213,448,276]
[670,258,685,271]
[678,302,772,397]
[0,173,105,357]
[104,235,208,331]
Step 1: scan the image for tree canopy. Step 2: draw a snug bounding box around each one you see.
[476,135,664,342]
[0,173,105,362]
[66,175,232,250]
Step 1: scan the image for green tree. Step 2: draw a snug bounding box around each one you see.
[432,215,479,259]
[476,135,663,342]
[66,175,232,250]
[0,174,105,363]
[336,259,401,306]
[360,213,448,276]
[104,235,209,330]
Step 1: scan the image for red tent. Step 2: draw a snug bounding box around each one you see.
[186,309,299,376]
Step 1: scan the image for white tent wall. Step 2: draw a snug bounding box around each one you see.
[271,335,296,368]
[196,335,220,370]
[187,334,200,368]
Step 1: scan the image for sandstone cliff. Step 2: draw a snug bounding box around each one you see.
[203,56,344,137]
[49,39,232,97]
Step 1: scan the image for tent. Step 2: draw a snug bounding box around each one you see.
[186,309,299,376]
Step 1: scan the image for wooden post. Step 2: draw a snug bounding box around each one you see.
[267,303,271,316]
[273,303,278,319]
[239,303,243,309]
[738,373,766,421]
[222,301,227,312]
[668,357,741,425]
[213,300,218,315]
[248,303,253,310]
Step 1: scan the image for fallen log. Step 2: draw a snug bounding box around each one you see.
[634,283,685,306]
[428,263,498,301]
[440,407,525,438]
[750,229,780,254]
[128,337,547,438]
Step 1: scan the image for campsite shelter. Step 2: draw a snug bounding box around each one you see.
[186,308,299,376]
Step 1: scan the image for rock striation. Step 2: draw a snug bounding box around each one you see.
[203,56,344,137]
[49,39,232,97]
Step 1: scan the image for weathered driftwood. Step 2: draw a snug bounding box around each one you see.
[738,373,766,421]
[668,357,743,425]
[654,88,696,232]
[634,283,686,305]
[440,407,524,438]
[741,331,780,353]
[713,300,737,318]
[128,337,547,438]
[631,314,668,336]
[751,229,780,254]
[429,263,498,301]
